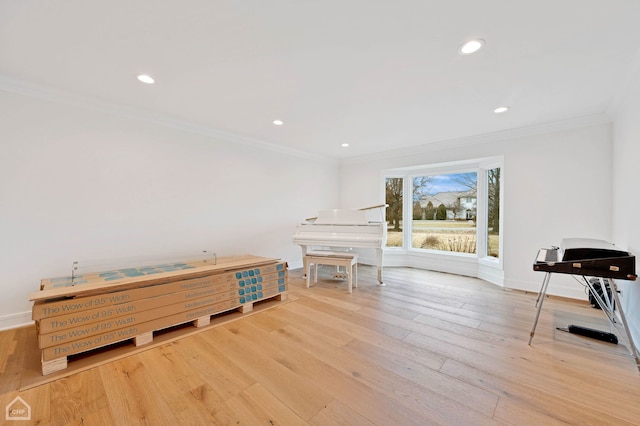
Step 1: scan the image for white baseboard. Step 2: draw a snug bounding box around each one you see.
[478,264,505,287]
[0,311,33,331]
[288,259,303,270]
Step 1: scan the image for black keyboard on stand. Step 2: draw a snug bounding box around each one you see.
[529,238,639,373]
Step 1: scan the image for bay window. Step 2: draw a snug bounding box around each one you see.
[383,157,503,275]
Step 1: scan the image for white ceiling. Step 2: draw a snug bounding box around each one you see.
[1,0,639,159]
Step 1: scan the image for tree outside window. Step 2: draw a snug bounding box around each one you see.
[487,167,501,258]
[385,178,403,247]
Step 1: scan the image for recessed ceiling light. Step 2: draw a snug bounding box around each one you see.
[273,120,284,126]
[459,39,485,55]
[494,106,510,114]
[137,74,155,84]
[341,143,349,147]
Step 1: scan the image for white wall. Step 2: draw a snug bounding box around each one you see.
[3,78,637,360]
[340,120,613,299]
[611,62,640,352]
[0,91,339,329]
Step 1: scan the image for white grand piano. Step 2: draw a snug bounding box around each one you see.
[292,205,387,284]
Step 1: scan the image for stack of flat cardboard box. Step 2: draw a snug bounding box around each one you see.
[30,255,287,375]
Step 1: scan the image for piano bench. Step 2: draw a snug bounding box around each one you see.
[304,252,358,293]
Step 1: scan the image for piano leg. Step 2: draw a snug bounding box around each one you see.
[529,272,552,345]
[375,248,385,286]
[301,246,308,279]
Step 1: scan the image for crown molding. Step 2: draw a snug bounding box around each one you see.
[341,112,612,165]
[0,75,338,166]
[0,74,614,168]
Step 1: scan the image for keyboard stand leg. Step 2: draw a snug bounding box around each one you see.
[584,277,616,325]
[529,272,552,345]
[609,279,640,373]
[534,272,550,308]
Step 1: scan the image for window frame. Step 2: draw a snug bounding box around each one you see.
[382,156,503,272]
[409,168,478,254]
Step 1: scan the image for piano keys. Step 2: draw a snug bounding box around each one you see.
[293,205,387,284]
[530,238,640,372]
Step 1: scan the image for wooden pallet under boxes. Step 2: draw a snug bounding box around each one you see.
[30,255,288,375]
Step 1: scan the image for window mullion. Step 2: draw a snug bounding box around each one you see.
[476,168,488,258]
[403,174,412,249]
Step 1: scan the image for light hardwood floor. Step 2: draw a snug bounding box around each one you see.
[2,266,640,425]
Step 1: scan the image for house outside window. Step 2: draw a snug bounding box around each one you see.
[411,172,478,254]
